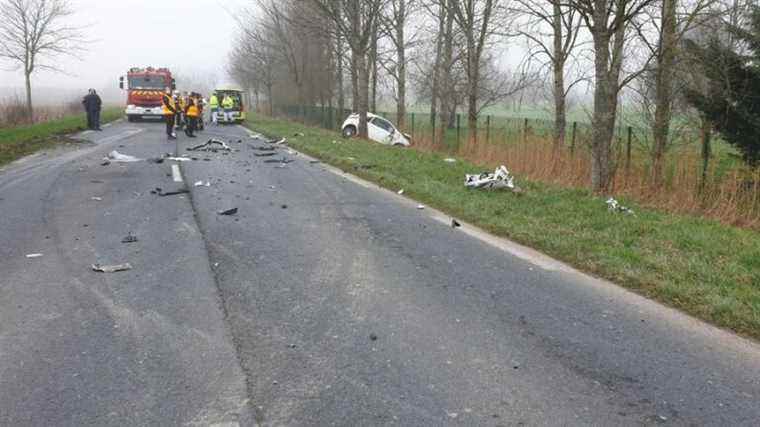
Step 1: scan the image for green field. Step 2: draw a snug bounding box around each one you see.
[0,107,123,166]
[246,112,760,341]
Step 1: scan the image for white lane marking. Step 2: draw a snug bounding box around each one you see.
[171,164,183,182]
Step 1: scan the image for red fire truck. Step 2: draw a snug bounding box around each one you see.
[119,67,175,121]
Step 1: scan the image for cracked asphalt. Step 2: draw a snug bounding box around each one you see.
[1,119,759,426]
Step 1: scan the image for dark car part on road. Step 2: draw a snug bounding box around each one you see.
[155,188,190,197]
[92,263,133,273]
[218,207,238,216]
[451,219,461,228]
[254,152,277,157]
[251,146,276,151]
[263,159,294,164]
[121,234,138,243]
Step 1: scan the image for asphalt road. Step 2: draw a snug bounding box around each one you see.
[1,119,759,426]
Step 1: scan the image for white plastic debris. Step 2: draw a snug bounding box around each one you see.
[465,165,515,190]
[397,189,404,195]
[606,198,635,215]
[92,263,132,273]
[91,196,102,201]
[416,204,425,210]
[106,150,143,163]
[193,181,211,187]
[26,253,43,258]
[443,158,457,163]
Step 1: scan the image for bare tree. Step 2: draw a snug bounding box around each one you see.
[310,0,386,138]
[381,0,418,129]
[447,0,511,143]
[0,0,87,118]
[566,0,656,193]
[515,0,584,149]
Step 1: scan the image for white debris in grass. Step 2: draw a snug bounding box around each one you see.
[606,197,635,215]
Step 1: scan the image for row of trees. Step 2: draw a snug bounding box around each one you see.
[230,0,760,194]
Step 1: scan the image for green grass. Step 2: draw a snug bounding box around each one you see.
[0,107,123,166]
[246,112,760,341]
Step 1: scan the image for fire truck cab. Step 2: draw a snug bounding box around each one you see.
[119,67,175,121]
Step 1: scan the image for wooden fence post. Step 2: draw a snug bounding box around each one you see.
[570,121,577,155]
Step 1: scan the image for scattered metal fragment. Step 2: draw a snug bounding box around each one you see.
[218,207,238,216]
[90,180,105,184]
[121,234,138,243]
[91,196,102,201]
[263,158,294,164]
[26,253,43,258]
[465,165,518,191]
[397,189,404,195]
[451,219,461,228]
[254,152,277,157]
[92,263,132,273]
[281,204,288,209]
[148,157,164,164]
[187,138,232,152]
[193,180,211,187]
[369,333,378,341]
[417,204,425,210]
[155,188,189,197]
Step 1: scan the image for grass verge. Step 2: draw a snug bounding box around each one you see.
[0,107,123,166]
[246,112,760,341]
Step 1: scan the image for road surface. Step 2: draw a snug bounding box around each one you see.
[1,119,759,426]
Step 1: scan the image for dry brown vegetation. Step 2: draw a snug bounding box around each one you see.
[0,95,83,127]
[411,127,760,229]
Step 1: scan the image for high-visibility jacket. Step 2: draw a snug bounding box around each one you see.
[222,96,234,109]
[209,95,219,109]
[186,103,199,117]
[179,96,187,110]
[161,94,176,115]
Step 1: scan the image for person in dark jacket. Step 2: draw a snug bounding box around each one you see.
[82,89,102,130]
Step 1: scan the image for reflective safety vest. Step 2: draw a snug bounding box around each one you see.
[161,94,176,115]
[209,95,219,109]
[222,96,234,109]
[186,104,199,117]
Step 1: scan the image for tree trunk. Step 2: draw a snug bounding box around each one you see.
[438,0,454,144]
[337,37,345,119]
[590,32,616,193]
[350,51,359,112]
[552,1,566,149]
[466,41,479,144]
[651,0,677,188]
[24,71,33,121]
[357,52,370,138]
[370,27,378,112]
[395,0,406,130]
[429,2,446,126]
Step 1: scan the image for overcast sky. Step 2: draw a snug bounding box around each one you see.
[0,0,247,102]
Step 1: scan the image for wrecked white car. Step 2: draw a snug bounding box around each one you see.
[341,112,411,147]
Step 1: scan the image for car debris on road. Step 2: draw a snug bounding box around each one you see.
[92,263,132,273]
[104,150,143,163]
[465,165,520,192]
[121,233,138,243]
[152,188,189,197]
[187,139,231,152]
[25,253,43,258]
[218,207,238,216]
[193,180,211,187]
[254,152,277,157]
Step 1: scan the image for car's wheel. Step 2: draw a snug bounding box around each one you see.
[127,115,137,122]
[342,125,357,138]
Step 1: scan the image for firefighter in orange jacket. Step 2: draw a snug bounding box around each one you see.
[184,96,200,137]
[161,88,177,140]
